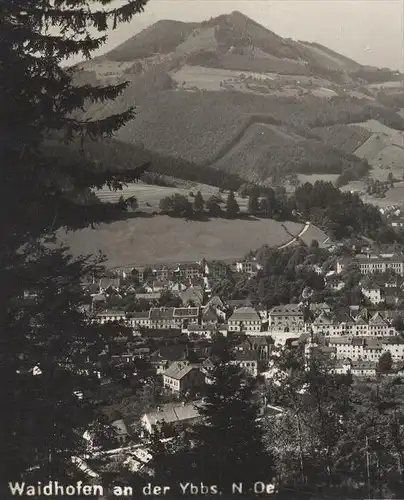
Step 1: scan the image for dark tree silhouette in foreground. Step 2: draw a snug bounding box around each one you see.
[1,0,149,495]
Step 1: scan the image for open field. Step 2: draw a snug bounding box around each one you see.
[171,65,277,92]
[58,216,327,269]
[360,183,404,208]
[170,65,334,96]
[94,182,248,212]
[341,180,404,209]
[348,120,404,182]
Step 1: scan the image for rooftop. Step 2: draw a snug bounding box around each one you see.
[269,304,303,316]
[145,402,201,426]
[229,306,261,322]
[163,361,195,380]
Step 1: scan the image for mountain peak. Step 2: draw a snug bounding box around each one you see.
[229,10,252,19]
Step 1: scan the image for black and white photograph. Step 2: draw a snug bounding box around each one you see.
[3,0,404,498]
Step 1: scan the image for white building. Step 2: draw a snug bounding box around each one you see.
[95,311,127,324]
[328,336,404,362]
[361,285,383,305]
[228,307,262,332]
[357,255,404,276]
[268,304,305,331]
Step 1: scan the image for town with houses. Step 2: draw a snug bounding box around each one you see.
[65,237,404,480]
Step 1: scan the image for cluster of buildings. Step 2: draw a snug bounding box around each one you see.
[94,292,404,383]
[379,205,404,228]
[127,259,261,283]
[76,245,404,479]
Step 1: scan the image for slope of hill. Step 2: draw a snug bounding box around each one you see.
[298,42,362,72]
[45,138,247,191]
[311,125,372,154]
[212,122,367,182]
[105,20,199,61]
[73,11,404,186]
[348,120,404,179]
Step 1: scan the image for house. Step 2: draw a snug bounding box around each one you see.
[241,335,274,359]
[331,359,352,375]
[353,316,370,336]
[361,283,383,305]
[380,309,404,323]
[163,361,205,393]
[155,265,172,282]
[384,287,404,307]
[231,350,260,377]
[310,302,332,317]
[185,324,217,339]
[146,307,199,329]
[312,312,338,336]
[141,328,184,342]
[141,402,202,434]
[111,418,129,445]
[100,278,121,295]
[234,260,261,274]
[368,312,395,337]
[149,308,178,329]
[129,310,151,329]
[176,263,204,280]
[349,360,377,378]
[333,311,355,336]
[205,260,229,279]
[328,336,404,363]
[228,307,262,332]
[269,304,304,331]
[382,337,404,361]
[325,274,345,291]
[349,305,368,321]
[167,281,187,293]
[201,307,220,326]
[205,296,225,310]
[201,356,216,377]
[135,292,161,301]
[331,359,377,378]
[150,345,188,373]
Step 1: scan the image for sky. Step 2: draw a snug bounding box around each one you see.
[73,0,404,70]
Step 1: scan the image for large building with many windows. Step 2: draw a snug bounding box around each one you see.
[356,255,404,276]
